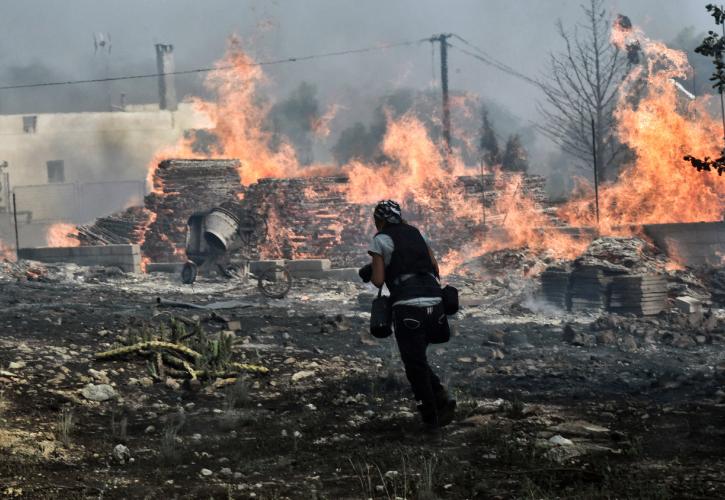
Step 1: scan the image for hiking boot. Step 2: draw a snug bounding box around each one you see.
[434,388,456,427]
[436,398,456,427]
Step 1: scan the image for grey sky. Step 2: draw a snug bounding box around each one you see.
[0,0,712,121]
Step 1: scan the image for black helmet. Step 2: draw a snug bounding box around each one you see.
[374,200,402,224]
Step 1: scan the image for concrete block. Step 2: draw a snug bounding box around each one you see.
[674,296,702,314]
[17,244,142,273]
[284,259,331,272]
[250,260,284,276]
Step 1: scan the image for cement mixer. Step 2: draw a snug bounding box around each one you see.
[181,202,292,298]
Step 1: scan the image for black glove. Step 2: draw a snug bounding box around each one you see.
[358,263,373,283]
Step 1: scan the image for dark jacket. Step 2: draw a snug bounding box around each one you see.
[378,223,441,302]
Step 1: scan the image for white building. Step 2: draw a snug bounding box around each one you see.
[0,44,210,247]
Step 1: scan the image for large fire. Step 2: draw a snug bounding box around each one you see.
[143,22,723,274]
[46,223,80,247]
[559,22,725,233]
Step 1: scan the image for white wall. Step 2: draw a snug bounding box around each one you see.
[0,102,207,187]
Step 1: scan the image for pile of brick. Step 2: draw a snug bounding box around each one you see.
[239,176,371,267]
[78,158,551,268]
[142,159,243,262]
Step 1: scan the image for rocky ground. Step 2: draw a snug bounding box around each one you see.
[1,261,725,499]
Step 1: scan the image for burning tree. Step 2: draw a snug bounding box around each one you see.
[537,0,630,182]
[683,4,725,176]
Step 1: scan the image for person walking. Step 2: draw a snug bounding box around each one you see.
[359,200,456,430]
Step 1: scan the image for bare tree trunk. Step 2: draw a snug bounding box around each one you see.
[538,0,630,182]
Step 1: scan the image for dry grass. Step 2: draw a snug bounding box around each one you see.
[56,407,74,447]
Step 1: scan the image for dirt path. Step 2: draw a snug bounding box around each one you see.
[1,268,724,499]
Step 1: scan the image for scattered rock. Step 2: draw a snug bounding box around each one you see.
[619,335,638,352]
[200,468,213,477]
[549,435,575,446]
[563,324,595,347]
[81,384,116,402]
[112,444,131,464]
[596,330,617,346]
[291,370,315,382]
[550,421,609,437]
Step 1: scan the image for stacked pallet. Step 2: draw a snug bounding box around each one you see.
[142,159,244,262]
[77,206,152,246]
[540,268,571,309]
[568,267,614,312]
[609,274,668,316]
[239,176,371,267]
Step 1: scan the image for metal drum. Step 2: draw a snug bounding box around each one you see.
[203,207,241,252]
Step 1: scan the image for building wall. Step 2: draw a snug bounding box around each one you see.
[644,221,725,267]
[0,103,208,188]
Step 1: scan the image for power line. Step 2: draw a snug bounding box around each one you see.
[448,34,542,88]
[0,37,430,92]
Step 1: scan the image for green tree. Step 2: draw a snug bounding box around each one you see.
[479,106,500,166]
[683,4,725,175]
[502,134,529,173]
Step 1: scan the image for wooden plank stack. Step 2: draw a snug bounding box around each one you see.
[77,206,153,246]
[239,176,371,267]
[608,274,668,316]
[540,268,570,309]
[568,267,614,312]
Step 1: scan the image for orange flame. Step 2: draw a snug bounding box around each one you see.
[559,21,724,232]
[0,239,15,261]
[46,223,80,247]
[311,103,342,139]
[141,24,724,275]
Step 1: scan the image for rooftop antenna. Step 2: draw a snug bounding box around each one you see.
[93,32,112,111]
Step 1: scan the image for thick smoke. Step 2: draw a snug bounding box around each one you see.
[0,1,709,115]
[0,1,713,181]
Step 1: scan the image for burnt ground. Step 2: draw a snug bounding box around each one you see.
[1,265,725,499]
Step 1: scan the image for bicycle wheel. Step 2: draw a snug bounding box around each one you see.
[257,265,292,299]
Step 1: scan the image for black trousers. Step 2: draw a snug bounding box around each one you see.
[392,303,450,409]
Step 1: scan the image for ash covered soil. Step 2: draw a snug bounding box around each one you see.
[1,262,725,499]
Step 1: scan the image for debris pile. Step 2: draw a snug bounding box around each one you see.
[565,307,725,350]
[142,159,244,262]
[704,267,725,305]
[574,237,668,274]
[0,260,50,282]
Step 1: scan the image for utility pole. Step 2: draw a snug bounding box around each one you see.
[12,192,19,257]
[431,34,453,164]
[591,118,600,227]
